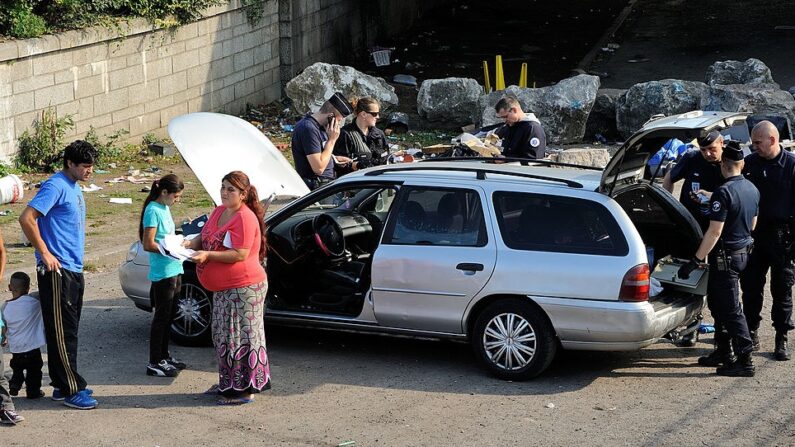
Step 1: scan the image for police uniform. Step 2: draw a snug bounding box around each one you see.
[740,144,795,353]
[667,132,723,231]
[333,122,388,176]
[679,144,759,375]
[496,115,546,159]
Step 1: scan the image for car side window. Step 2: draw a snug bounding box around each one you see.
[494,191,628,256]
[384,187,487,247]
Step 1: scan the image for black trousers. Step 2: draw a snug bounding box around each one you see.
[38,268,87,396]
[149,275,181,364]
[708,252,754,356]
[740,235,795,333]
[9,349,43,397]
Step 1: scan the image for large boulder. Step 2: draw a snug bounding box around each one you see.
[705,58,777,87]
[702,84,795,128]
[417,78,483,125]
[615,80,710,138]
[285,63,399,114]
[477,74,601,144]
[556,148,610,168]
[584,88,624,142]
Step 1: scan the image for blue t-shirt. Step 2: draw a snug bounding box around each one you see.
[28,171,85,272]
[143,201,184,281]
[291,114,334,180]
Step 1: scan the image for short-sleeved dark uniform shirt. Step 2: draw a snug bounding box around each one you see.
[496,119,546,159]
[709,175,759,251]
[333,122,389,175]
[291,114,334,180]
[742,146,795,228]
[669,149,723,227]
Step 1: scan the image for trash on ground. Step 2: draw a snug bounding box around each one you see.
[698,323,716,334]
[108,163,117,169]
[385,112,410,134]
[94,169,109,174]
[392,74,418,86]
[545,403,555,409]
[109,198,133,204]
[0,210,11,216]
[81,183,102,192]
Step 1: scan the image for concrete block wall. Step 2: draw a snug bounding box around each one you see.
[0,1,281,159]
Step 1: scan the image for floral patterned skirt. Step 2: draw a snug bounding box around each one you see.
[211,281,271,395]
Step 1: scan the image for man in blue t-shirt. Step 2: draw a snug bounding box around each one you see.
[19,140,99,410]
[291,92,354,190]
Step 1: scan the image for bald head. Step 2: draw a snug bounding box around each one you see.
[751,120,781,160]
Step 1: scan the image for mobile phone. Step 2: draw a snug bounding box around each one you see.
[327,114,335,126]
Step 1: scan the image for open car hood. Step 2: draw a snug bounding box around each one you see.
[167,112,309,206]
[600,111,749,195]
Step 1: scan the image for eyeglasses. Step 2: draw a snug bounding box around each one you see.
[364,110,380,118]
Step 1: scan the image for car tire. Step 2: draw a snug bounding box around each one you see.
[170,276,213,346]
[472,299,557,380]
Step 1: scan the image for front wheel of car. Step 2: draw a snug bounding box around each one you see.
[171,278,213,346]
[472,299,557,380]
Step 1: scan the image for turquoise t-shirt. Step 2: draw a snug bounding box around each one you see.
[143,201,184,281]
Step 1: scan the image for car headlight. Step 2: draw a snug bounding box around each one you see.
[126,242,140,262]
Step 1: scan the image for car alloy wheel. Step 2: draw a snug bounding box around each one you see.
[472,299,557,380]
[171,282,212,346]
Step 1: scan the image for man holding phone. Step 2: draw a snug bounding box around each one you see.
[291,92,354,190]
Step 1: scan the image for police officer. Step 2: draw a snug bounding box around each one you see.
[662,130,724,232]
[291,92,354,190]
[494,96,547,159]
[740,120,795,361]
[678,141,759,377]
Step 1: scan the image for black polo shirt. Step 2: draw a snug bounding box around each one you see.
[742,146,795,227]
[333,122,389,164]
[709,175,759,251]
[668,149,723,226]
[496,119,546,159]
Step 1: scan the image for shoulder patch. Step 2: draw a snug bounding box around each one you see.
[530,137,540,148]
[712,201,721,212]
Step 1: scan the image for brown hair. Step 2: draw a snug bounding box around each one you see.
[494,96,521,112]
[222,171,267,262]
[139,174,185,241]
[351,97,380,114]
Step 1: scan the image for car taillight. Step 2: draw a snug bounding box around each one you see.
[619,264,650,302]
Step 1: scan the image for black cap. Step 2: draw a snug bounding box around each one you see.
[723,140,744,161]
[328,92,353,117]
[697,130,721,147]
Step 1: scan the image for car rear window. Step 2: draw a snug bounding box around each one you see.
[494,191,628,256]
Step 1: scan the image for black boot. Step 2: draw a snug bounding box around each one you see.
[749,330,760,351]
[774,332,790,361]
[698,333,735,367]
[716,352,755,377]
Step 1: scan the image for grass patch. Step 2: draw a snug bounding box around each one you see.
[83,262,99,273]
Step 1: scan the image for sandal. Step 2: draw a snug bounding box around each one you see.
[216,396,254,406]
[203,384,221,395]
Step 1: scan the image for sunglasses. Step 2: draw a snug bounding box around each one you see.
[363,110,380,118]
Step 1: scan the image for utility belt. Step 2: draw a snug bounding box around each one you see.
[711,242,753,271]
[302,176,333,190]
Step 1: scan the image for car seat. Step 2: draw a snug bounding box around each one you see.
[400,200,426,231]
[436,193,464,233]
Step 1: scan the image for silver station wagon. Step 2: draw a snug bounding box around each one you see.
[120,111,748,379]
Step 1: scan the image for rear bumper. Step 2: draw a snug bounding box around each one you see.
[534,294,705,351]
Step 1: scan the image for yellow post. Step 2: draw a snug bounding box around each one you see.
[519,63,528,88]
[482,61,492,93]
[495,55,505,91]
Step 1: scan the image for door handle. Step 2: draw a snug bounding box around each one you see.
[456,263,484,272]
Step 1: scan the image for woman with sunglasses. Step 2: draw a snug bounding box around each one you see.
[333,97,389,176]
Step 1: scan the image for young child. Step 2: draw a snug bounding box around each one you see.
[0,304,24,424]
[3,272,46,399]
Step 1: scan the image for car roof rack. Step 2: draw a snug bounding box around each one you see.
[364,163,584,188]
[419,156,604,171]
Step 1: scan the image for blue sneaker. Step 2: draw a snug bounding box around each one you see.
[53,388,93,401]
[63,390,97,410]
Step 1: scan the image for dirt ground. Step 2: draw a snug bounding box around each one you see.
[5,2,795,446]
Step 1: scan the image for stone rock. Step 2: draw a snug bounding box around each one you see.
[556,148,610,168]
[584,88,624,142]
[702,84,795,129]
[616,79,710,138]
[705,58,777,87]
[285,62,398,114]
[477,74,601,144]
[417,77,483,125]
[789,86,795,99]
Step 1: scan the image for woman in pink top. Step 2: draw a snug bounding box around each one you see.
[186,171,269,405]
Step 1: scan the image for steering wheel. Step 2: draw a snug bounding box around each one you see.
[312,214,345,257]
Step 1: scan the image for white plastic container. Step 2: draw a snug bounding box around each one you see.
[0,174,24,204]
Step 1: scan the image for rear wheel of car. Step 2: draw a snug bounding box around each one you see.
[472,299,557,380]
[171,278,212,346]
